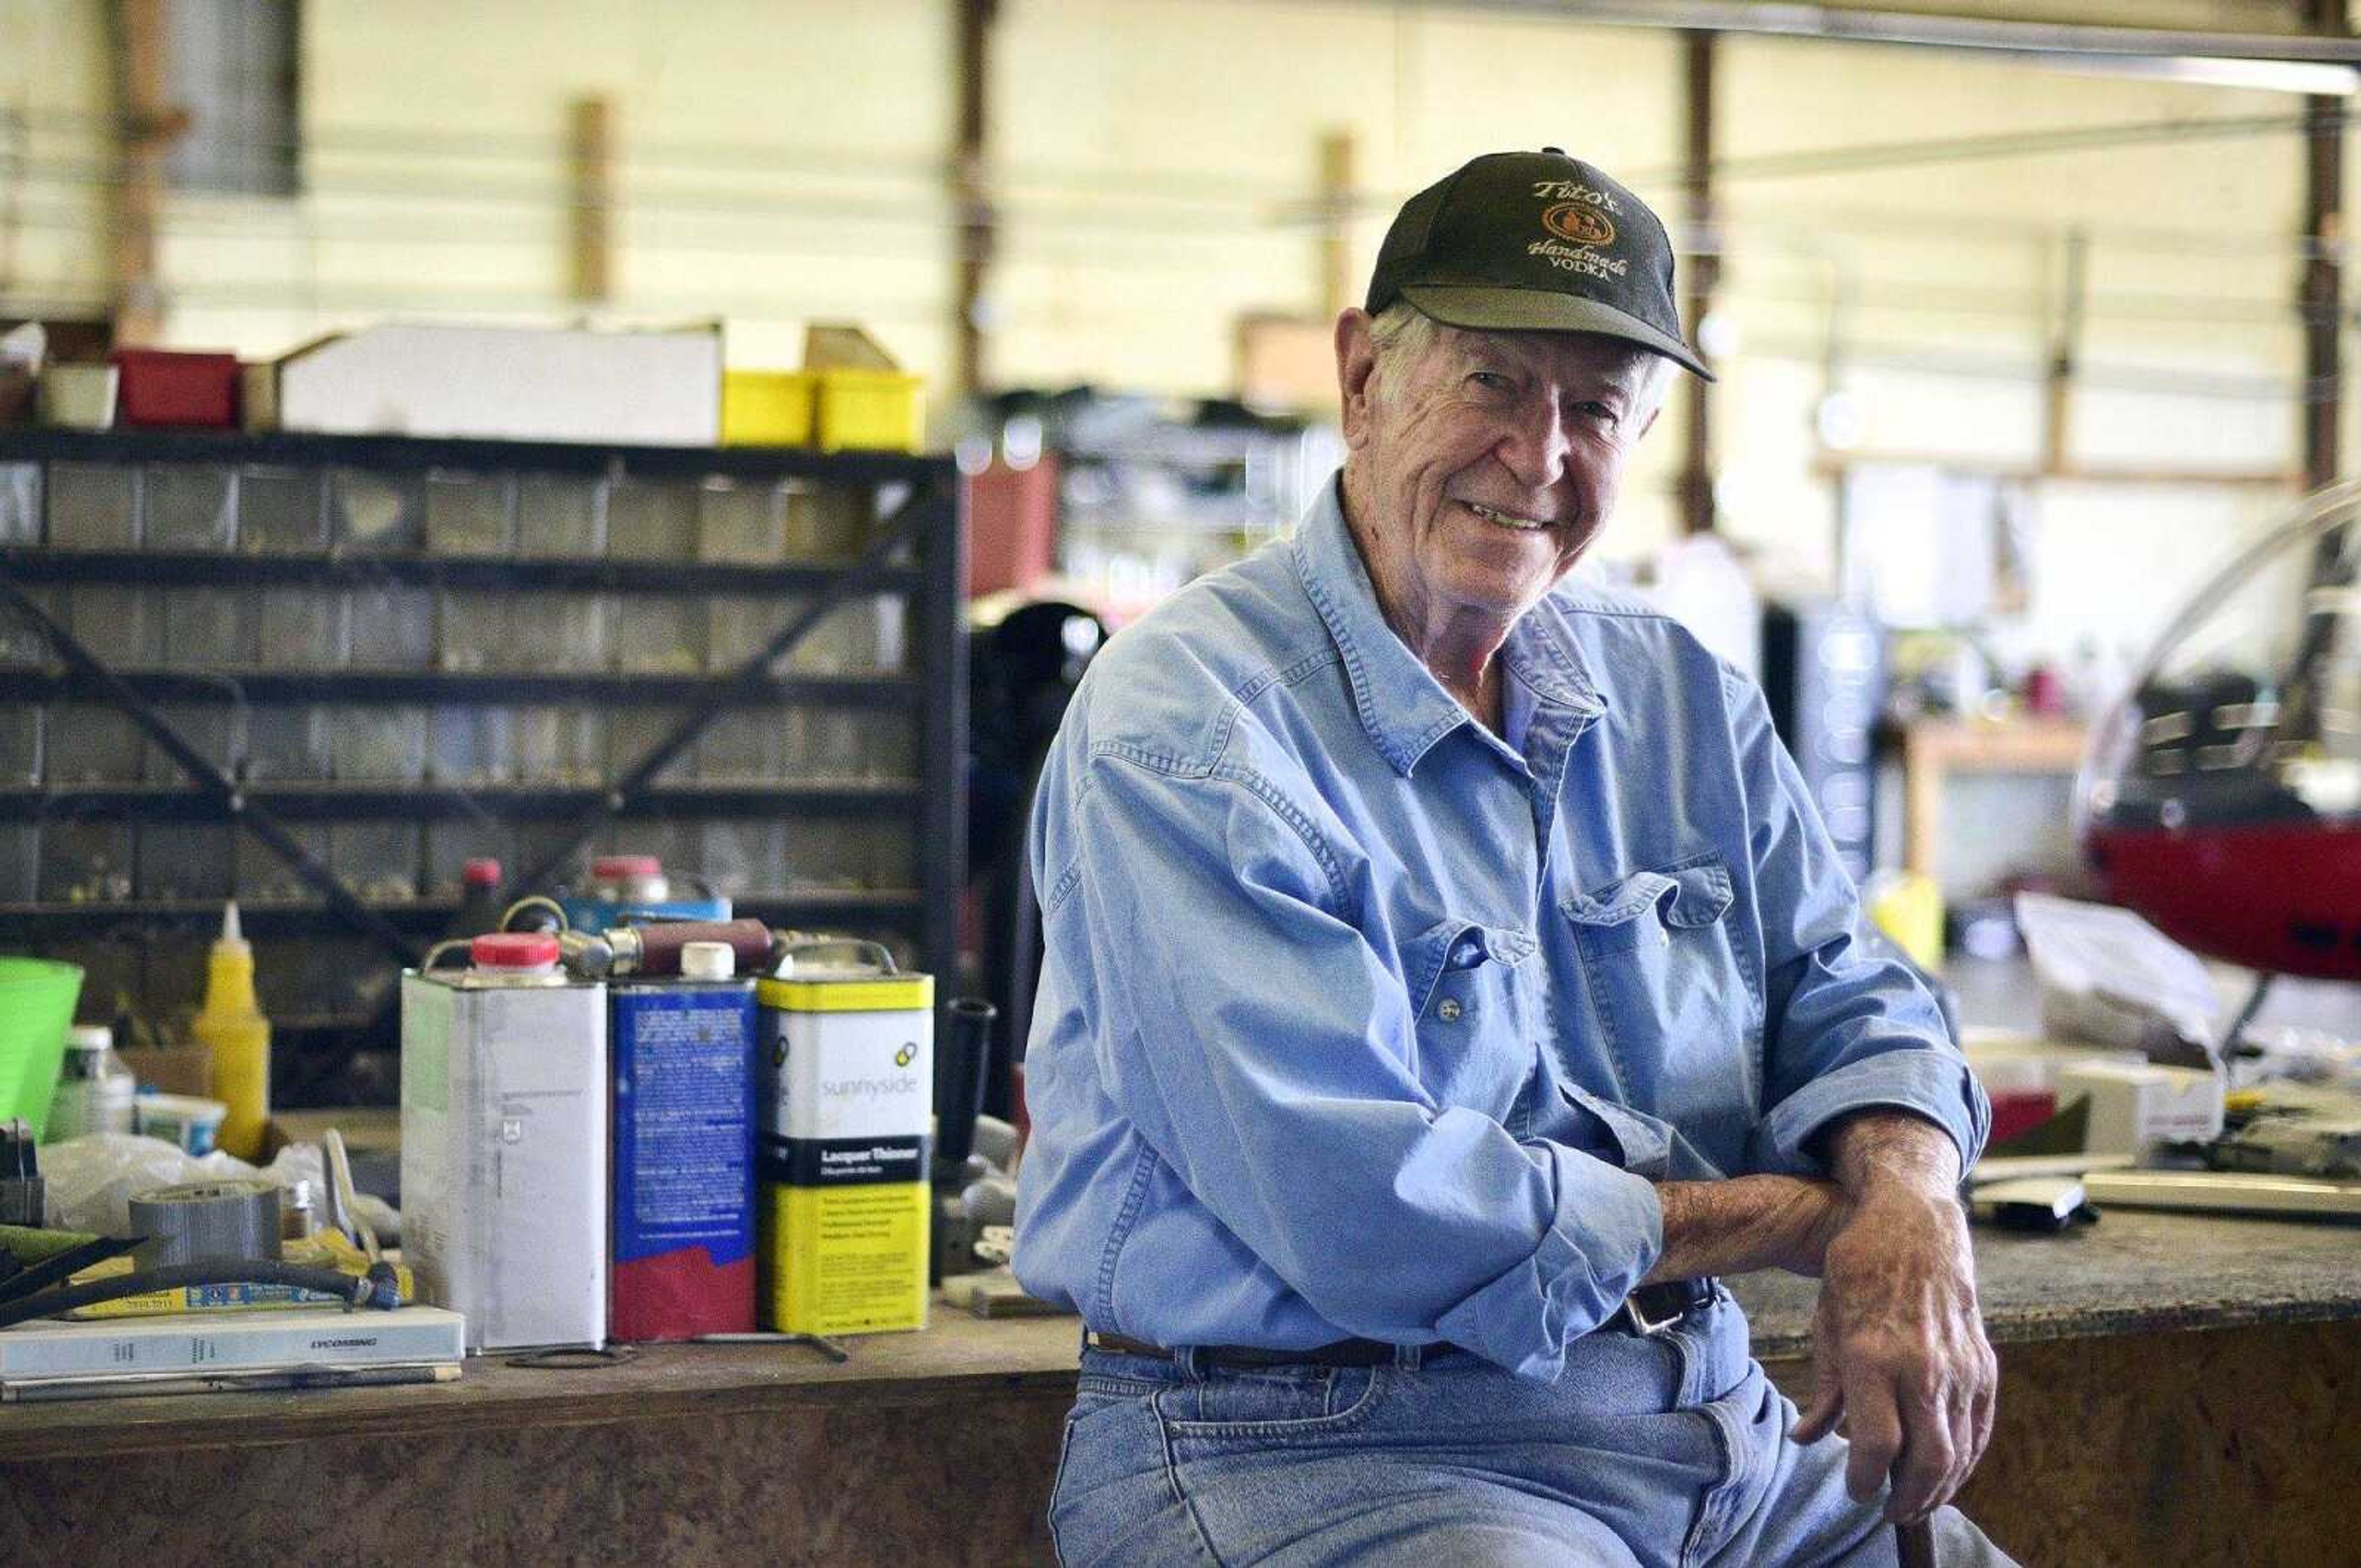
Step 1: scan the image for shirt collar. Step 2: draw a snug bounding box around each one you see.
[1291,474,1606,778]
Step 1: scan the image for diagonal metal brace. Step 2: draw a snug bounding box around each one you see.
[0,569,420,967]
[515,471,953,896]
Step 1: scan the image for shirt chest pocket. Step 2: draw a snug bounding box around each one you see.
[1562,856,1761,1114]
[1404,918,1538,1122]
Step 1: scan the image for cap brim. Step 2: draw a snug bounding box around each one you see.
[1402,285,1716,382]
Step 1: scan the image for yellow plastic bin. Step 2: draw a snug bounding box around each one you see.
[815,368,925,454]
[0,958,83,1139]
[722,370,817,447]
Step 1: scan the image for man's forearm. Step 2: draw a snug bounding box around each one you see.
[1640,1113,1963,1286]
[1821,1109,1963,1204]
[1645,1174,1844,1283]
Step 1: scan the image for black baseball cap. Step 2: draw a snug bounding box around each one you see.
[1366,148,1714,381]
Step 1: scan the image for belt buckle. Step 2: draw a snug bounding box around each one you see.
[1616,1288,1685,1337]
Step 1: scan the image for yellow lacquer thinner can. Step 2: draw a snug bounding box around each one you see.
[755,950,932,1336]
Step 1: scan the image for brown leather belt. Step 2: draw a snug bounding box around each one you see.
[1612,1275,1718,1335]
[1087,1332,1406,1369]
[1085,1278,1717,1369]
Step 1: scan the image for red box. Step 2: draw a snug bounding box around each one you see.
[109,349,241,429]
[965,455,1060,599]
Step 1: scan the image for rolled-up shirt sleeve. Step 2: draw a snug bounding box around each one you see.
[1722,669,1991,1176]
[1059,748,1661,1379]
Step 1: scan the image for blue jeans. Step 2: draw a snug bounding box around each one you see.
[1048,1291,2017,1567]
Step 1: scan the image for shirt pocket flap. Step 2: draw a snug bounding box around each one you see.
[1558,1083,1674,1180]
[1405,916,1536,1018]
[1563,857,1734,932]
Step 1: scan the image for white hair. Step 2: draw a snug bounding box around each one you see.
[1369,301,1447,382]
[1367,301,1677,422]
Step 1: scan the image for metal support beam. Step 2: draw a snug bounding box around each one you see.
[953,0,998,396]
[1679,30,1719,535]
[1409,3,2361,65]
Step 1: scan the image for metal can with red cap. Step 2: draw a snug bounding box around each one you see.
[558,853,730,935]
[400,928,609,1352]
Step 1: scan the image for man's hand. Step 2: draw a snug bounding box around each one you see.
[1792,1112,1996,1527]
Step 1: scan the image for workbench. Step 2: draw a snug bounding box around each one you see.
[1,1209,2354,1567]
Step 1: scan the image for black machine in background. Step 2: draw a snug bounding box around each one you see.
[965,599,1106,1121]
[1759,599,1884,884]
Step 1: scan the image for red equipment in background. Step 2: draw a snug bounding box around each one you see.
[2081,482,2361,980]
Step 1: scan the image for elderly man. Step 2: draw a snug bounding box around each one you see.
[1013,149,2015,1567]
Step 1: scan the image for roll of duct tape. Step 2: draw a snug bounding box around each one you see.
[128,1178,283,1266]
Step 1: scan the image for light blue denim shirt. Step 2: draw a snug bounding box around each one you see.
[1012,477,1988,1382]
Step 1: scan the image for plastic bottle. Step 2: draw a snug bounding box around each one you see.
[454,857,505,939]
[44,1023,137,1141]
[189,901,272,1160]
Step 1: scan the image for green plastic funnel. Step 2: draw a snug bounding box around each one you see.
[0,958,84,1138]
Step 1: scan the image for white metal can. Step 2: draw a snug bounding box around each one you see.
[401,932,609,1352]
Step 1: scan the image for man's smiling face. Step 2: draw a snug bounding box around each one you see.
[1342,316,1667,637]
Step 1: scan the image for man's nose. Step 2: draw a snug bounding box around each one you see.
[1495,397,1572,491]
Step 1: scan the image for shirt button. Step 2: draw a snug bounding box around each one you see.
[1438,999,1463,1022]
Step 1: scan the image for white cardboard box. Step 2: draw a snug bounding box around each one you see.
[401,971,609,1352]
[0,1304,464,1385]
[2055,1059,2225,1156]
[274,323,721,447]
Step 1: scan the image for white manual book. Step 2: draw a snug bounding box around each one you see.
[0,1304,465,1385]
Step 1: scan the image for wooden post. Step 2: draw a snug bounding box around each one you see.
[1319,128,1358,320]
[108,0,171,346]
[953,0,998,397]
[1679,30,1719,535]
[2041,229,2086,477]
[2302,4,2343,491]
[569,95,615,305]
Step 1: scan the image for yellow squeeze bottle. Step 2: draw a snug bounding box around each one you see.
[191,900,272,1159]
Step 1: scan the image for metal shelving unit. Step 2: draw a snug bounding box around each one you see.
[0,425,966,1104]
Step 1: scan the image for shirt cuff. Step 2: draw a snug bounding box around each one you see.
[1432,1151,1662,1382]
[1749,1049,1991,1178]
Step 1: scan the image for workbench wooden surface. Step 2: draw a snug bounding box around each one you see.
[5,1207,2351,1464]
[1,1209,2355,1565]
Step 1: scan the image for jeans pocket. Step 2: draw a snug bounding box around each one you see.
[1047,1410,1085,1567]
[1050,1384,1167,1567]
[1160,1364,1390,1440]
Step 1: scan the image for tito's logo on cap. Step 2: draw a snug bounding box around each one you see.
[1542,202,1616,248]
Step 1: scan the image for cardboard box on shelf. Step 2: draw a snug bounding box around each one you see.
[117,1043,213,1100]
[239,359,281,433]
[269,323,723,447]
[38,364,119,430]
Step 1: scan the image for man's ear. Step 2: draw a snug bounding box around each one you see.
[1335,308,1378,450]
